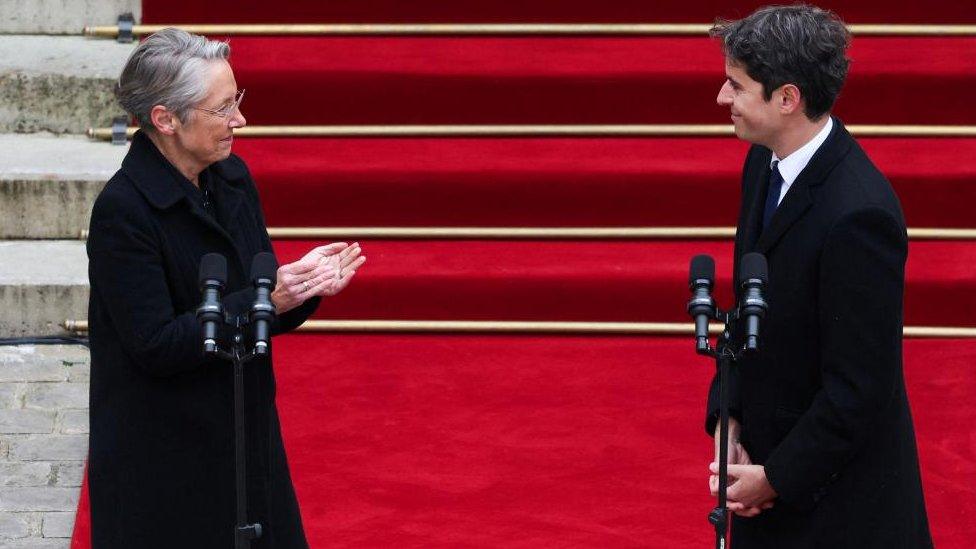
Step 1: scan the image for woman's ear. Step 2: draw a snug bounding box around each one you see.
[150,105,179,135]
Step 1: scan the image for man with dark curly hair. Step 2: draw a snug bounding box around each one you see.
[704,5,933,548]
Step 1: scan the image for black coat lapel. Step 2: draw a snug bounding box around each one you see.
[209,156,251,273]
[755,118,854,254]
[742,154,771,252]
[754,177,814,254]
[209,170,245,240]
[121,131,186,210]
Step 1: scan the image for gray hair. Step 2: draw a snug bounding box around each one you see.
[115,28,230,129]
[711,4,851,120]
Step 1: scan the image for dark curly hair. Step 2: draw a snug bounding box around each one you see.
[711,4,851,120]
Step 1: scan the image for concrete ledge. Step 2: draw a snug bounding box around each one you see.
[0,36,134,133]
[0,0,141,35]
[0,241,88,338]
[0,134,125,239]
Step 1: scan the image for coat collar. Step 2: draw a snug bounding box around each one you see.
[752,117,854,254]
[121,130,249,212]
[120,130,250,254]
[120,130,187,210]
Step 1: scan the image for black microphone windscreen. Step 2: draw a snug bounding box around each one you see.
[740,253,768,284]
[689,255,715,285]
[199,253,227,286]
[251,252,278,285]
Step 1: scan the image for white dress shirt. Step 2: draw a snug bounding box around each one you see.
[770,117,833,206]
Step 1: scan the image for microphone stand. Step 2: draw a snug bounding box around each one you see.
[697,308,755,549]
[208,314,263,549]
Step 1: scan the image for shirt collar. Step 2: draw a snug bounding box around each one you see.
[770,117,834,186]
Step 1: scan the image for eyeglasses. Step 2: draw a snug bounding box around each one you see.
[195,89,245,118]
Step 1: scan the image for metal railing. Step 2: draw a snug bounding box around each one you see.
[62,319,976,338]
[87,124,976,141]
[83,23,976,39]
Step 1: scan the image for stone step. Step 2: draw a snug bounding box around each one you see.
[0,35,133,134]
[0,241,88,337]
[0,133,125,239]
[0,0,140,35]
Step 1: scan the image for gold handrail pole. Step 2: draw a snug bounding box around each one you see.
[77,227,976,241]
[86,125,976,141]
[82,23,976,38]
[62,319,976,338]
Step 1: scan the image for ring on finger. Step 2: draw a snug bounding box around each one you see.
[302,280,310,292]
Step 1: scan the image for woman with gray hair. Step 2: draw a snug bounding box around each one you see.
[86,28,364,547]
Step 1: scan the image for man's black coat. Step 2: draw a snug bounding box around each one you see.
[87,131,319,548]
[706,119,932,548]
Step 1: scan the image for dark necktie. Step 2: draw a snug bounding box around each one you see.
[762,161,784,231]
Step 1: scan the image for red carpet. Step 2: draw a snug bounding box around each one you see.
[72,2,975,546]
[234,137,976,229]
[269,239,976,327]
[144,0,976,25]
[212,37,976,125]
[73,335,976,547]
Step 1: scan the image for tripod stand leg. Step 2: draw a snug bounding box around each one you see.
[709,353,732,549]
[233,346,263,549]
[234,353,250,549]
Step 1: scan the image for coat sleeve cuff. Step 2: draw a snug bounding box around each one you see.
[274,296,321,334]
[704,408,742,437]
[763,453,832,512]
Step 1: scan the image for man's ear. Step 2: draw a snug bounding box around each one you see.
[778,84,802,115]
[150,105,179,135]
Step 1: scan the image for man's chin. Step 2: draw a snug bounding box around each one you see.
[731,124,759,145]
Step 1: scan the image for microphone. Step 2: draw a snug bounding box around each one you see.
[250,252,278,355]
[687,255,716,353]
[739,253,769,352]
[197,253,227,354]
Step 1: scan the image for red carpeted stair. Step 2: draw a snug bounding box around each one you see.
[144,1,976,25]
[272,239,976,327]
[217,37,976,126]
[73,2,976,547]
[236,137,976,228]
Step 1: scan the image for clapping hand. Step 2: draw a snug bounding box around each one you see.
[271,242,366,314]
[301,242,366,296]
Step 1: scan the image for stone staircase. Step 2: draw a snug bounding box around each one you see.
[0,2,136,545]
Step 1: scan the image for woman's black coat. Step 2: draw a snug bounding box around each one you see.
[87,131,318,548]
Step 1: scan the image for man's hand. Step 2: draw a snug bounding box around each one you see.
[709,462,778,517]
[713,418,747,466]
[710,418,750,496]
[710,418,775,517]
